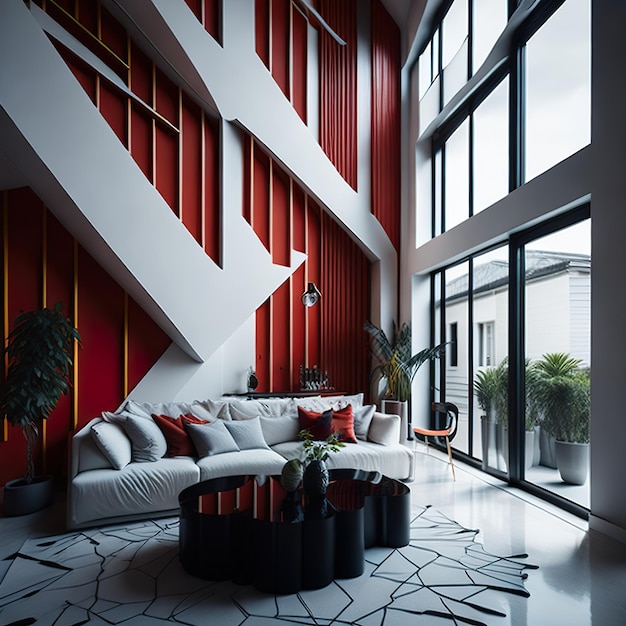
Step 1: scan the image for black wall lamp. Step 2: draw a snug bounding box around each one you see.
[301,282,321,307]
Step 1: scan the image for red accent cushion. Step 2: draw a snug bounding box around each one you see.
[297,406,333,440]
[331,404,357,443]
[152,413,206,457]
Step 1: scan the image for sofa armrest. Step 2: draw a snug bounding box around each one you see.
[367,411,401,445]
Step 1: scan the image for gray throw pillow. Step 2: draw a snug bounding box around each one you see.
[90,421,132,469]
[353,404,376,441]
[186,419,240,457]
[224,417,270,450]
[103,411,167,462]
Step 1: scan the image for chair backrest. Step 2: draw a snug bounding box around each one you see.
[431,401,459,441]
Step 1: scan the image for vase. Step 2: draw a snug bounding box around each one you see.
[303,460,329,519]
[555,440,589,485]
[382,399,408,441]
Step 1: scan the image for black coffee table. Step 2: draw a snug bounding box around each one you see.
[178,470,410,594]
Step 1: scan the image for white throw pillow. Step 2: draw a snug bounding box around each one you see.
[228,400,269,420]
[367,412,400,446]
[353,404,376,441]
[224,417,270,450]
[196,399,232,420]
[90,421,132,470]
[103,410,167,462]
[260,415,300,446]
[186,419,240,457]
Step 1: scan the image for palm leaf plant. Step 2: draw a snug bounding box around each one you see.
[364,321,447,403]
[535,353,590,443]
[0,302,81,484]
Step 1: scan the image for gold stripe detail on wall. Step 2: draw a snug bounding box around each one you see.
[41,203,48,471]
[123,292,129,399]
[48,0,130,70]
[72,239,79,431]
[2,192,8,442]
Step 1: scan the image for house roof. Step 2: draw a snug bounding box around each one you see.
[445,250,591,301]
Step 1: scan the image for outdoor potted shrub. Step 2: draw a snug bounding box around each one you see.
[474,358,508,471]
[364,321,446,439]
[535,353,590,484]
[524,359,542,469]
[0,302,81,515]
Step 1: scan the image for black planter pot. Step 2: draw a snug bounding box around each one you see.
[3,476,54,516]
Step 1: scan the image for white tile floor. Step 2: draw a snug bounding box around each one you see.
[1,448,625,625]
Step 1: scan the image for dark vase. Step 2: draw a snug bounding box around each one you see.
[280,491,304,522]
[303,460,329,520]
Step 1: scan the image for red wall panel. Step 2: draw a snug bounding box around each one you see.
[292,6,308,122]
[100,83,127,147]
[271,0,291,98]
[305,201,321,371]
[76,247,125,423]
[255,299,271,392]
[271,281,291,391]
[271,166,290,267]
[182,96,203,245]
[44,213,76,476]
[204,115,221,264]
[253,148,271,253]
[155,126,179,215]
[130,43,153,104]
[371,0,401,252]
[130,106,153,181]
[203,0,221,42]
[127,297,171,393]
[255,0,270,68]
[318,0,358,189]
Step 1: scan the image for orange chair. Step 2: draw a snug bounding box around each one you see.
[413,401,458,480]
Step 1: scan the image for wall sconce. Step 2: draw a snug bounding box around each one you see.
[301,282,321,307]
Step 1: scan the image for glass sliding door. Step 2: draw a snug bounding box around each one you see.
[473,247,509,474]
[521,216,590,508]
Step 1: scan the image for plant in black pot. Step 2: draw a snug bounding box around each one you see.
[279,458,304,522]
[0,302,81,515]
[364,321,447,439]
[299,429,344,519]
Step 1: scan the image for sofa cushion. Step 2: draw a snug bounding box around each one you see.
[186,419,240,457]
[260,415,300,445]
[152,414,207,457]
[103,411,167,462]
[69,457,200,528]
[353,404,376,441]
[90,421,131,470]
[367,412,401,446]
[224,417,270,450]
[331,405,357,443]
[228,398,291,420]
[195,448,287,482]
[298,407,333,440]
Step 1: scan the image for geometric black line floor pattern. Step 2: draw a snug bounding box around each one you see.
[0,505,536,625]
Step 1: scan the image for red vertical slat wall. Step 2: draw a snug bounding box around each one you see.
[292,5,308,123]
[0,188,171,487]
[245,138,369,395]
[318,0,358,189]
[371,0,401,253]
[255,0,271,68]
[182,94,203,245]
[204,115,221,265]
[183,0,222,45]
[271,0,291,99]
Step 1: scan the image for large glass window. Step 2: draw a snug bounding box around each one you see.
[524,0,591,182]
[471,0,507,74]
[473,78,509,214]
[443,118,469,231]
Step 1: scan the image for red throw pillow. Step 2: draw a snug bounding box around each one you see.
[331,404,357,443]
[152,413,206,457]
[297,406,333,440]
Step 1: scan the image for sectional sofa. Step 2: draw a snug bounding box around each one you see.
[67,393,413,529]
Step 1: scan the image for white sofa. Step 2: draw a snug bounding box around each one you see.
[67,394,413,529]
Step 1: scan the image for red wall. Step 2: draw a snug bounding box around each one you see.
[244,136,370,396]
[0,1,402,488]
[0,188,171,487]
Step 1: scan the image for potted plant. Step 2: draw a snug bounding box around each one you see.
[474,357,509,471]
[0,302,81,515]
[364,321,446,439]
[524,359,542,469]
[298,429,344,519]
[535,353,590,484]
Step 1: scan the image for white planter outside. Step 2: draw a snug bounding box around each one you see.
[555,441,589,485]
[382,399,408,442]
